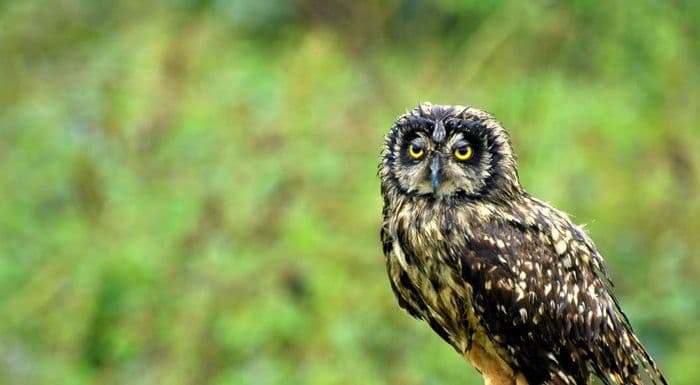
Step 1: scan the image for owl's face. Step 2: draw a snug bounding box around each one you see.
[380,103,520,201]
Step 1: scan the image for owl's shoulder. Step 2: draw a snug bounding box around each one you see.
[459,196,608,275]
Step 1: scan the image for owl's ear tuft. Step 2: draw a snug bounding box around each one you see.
[432,120,446,143]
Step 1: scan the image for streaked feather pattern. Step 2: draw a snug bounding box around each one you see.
[379,103,667,385]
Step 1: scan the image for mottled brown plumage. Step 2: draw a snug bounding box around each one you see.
[379,103,667,385]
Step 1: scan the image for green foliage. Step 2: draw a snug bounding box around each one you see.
[1,1,699,384]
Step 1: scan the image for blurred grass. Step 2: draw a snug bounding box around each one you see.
[0,1,699,384]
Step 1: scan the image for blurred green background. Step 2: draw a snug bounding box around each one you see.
[1,1,699,384]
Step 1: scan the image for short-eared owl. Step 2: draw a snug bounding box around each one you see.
[379,103,667,385]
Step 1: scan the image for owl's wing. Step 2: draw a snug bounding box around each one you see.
[461,202,667,385]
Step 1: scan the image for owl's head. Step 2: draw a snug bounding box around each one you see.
[380,103,521,202]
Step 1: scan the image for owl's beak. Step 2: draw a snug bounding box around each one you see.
[430,156,441,193]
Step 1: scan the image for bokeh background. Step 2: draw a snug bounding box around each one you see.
[1,1,699,384]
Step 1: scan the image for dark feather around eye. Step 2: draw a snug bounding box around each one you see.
[397,116,434,132]
[451,119,485,132]
[410,137,427,148]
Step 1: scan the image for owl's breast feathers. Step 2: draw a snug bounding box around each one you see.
[382,195,667,385]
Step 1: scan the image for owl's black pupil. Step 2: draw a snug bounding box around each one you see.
[457,147,467,155]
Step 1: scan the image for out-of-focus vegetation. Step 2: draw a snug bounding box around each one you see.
[1,1,699,384]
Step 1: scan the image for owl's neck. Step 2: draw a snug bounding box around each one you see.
[387,188,532,240]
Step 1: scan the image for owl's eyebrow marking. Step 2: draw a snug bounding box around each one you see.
[397,116,433,131]
[453,119,485,132]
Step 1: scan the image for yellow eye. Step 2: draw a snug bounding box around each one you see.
[408,144,424,159]
[454,145,473,160]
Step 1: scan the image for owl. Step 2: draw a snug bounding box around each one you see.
[379,103,667,385]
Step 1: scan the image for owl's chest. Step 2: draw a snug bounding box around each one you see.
[388,205,480,351]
